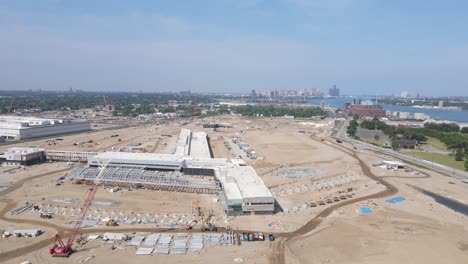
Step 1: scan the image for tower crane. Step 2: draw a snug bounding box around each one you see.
[7,97,15,114]
[49,161,109,257]
[102,96,108,110]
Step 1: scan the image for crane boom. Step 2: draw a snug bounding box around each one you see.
[67,184,99,245]
[50,161,109,257]
[7,97,15,114]
[103,95,108,108]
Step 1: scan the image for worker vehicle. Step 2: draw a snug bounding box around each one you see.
[258,233,265,241]
[201,211,217,232]
[40,213,52,219]
[105,219,118,226]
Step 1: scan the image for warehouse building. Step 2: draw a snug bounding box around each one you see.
[4,128,274,215]
[84,151,274,215]
[0,116,91,141]
[218,164,274,216]
[0,148,46,166]
[76,128,274,215]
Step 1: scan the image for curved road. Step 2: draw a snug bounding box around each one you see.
[269,137,400,264]
[0,135,427,264]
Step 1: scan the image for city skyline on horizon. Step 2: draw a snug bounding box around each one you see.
[0,1,467,96]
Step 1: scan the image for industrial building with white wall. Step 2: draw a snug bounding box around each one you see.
[0,116,91,141]
[2,128,275,216]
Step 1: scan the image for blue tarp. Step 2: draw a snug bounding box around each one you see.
[360,207,373,214]
[386,196,406,203]
[394,196,406,202]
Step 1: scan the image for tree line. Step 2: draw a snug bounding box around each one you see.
[231,105,325,118]
[347,116,468,163]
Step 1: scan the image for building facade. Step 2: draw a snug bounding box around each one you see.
[0,116,91,140]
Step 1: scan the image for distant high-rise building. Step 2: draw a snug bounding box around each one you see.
[329,85,340,97]
[400,91,408,98]
[179,90,191,96]
[438,100,444,108]
[251,89,257,97]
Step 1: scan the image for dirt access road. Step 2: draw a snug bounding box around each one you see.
[269,137,400,264]
[0,136,401,263]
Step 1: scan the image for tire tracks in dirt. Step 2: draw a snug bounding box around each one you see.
[0,136,427,263]
[269,138,400,264]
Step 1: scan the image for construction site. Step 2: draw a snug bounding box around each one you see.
[0,115,467,264]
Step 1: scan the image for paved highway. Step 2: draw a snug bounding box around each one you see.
[335,118,468,180]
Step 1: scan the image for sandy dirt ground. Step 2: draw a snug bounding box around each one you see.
[0,115,467,264]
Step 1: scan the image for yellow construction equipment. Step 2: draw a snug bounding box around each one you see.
[105,219,118,226]
[201,210,217,232]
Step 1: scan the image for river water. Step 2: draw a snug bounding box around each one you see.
[306,98,468,123]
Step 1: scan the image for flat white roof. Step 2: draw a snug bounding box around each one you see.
[217,166,243,201]
[90,152,182,164]
[382,160,405,166]
[231,166,272,198]
[174,128,191,156]
[6,147,45,154]
[189,131,211,159]
[185,158,227,168]
[216,162,273,201]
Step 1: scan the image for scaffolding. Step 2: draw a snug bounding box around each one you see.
[46,150,97,162]
[67,166,221,194]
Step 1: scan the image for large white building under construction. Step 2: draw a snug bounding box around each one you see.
[67,129,275,216]
[0,116,91,141]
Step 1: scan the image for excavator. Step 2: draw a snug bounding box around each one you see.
[201,210,217,232]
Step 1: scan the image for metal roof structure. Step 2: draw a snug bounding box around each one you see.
[77,128,274,214]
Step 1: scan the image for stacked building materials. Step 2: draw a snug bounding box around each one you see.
[143,234,159,247]
[154,234,172,254]
[127,235,145,246]
[171,239,188,254]
[225,231,236,245]
[136,247,153,255]
[189,234,204,252]
[206,234,224,245]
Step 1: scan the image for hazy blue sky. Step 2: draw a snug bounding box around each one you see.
[0,0,467,95]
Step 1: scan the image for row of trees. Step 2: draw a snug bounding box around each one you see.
[0,92,213,116]
[423,122,461,132]
[346,118,359,137]
[360,118,428,144]
[231,105,325,118]
[359,117,468,157]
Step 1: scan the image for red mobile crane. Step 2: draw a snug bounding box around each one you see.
[185,200,200,230]
[50,162,109,257]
